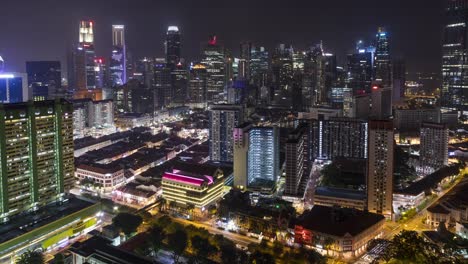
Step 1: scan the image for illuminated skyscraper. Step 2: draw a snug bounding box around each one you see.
[69,21,96,90]
[201,36,226,103]
[0,56,4,72]
[209,104,243,162]
[0,72,31,103]
[165,26,181,67]
[347,41,374,94]
[0,99,74,223]
[419,123,448,175]
[250,46,269,87]
[247,127,279,192]
[367,120,394,219]
[442,0,468,109]
[374,27,391,86]
[153,61,172,108]
[238,42,251,80]
[188,63,207,107]
[171,63,188,105]
[110,25,127,86]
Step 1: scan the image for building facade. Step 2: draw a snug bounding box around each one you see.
[367,120,394,218]
[110,25,127,86]
[0,72,30,103]
[0,99,74,222]
[419,123,449,175]
[285,123,310,197]
[26,61,62,100]
[209,104,243,162]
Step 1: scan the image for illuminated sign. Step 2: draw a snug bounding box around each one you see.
[0,74,14,79]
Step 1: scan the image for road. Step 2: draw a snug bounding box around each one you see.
[171,217,260,247]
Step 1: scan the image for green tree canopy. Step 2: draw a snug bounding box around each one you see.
[168,229,188,264]
[16,250,44,264]
[112,212,143,235]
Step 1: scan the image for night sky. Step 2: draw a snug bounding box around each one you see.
[0,0,444,76]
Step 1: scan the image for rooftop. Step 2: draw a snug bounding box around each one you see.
[296,205,385,237]
[315,187,366,201]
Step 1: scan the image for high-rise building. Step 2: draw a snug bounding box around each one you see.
[343,92,371,119]
[233,123,252,190]
[370,83,392,119]
[171,63,188,105]
[347,41,374,94]
[94,57,108,89]
[188,63,207,107]
[238,42,251,80]
[442,0,468,109]
[209,104,243,162]
[285,123,310,197]
[392,58,406,103]
[247,127,279,192]
[201,36,226,103]
[165,26,181,67]
[110,25,126,86]
[69,21,96,90]
[0,72,31,103]
[250,46,269,87]
[419,123,449,175]
[153,61,172,109]
[26,61,61,101]
[0,55,4,72]
[272,44,294,105]
[367,120,394,218]
[311,118,368,160]
[374,27,391,86]
[0,99,74,222]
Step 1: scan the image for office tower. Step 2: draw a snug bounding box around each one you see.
[209,104,244,162]
[311,118,368,160]
[153,61,172,108]
[347,41,374,94]
[69,21,96,90]
[367,120,394,218]
[392,58,406,103]
[238,42,251,80]
[94,57,107,89]
[26,61,62,101]
[442,0,468,109]
[250,46,269,87]
[272,44,294,104]
[303,43,336,107]
[0,99,74,222]
[293,50,306,73]
[285,123,310,197]
[419,123,449,175]
[233,123,252,190]
[110,25,126,86]
[165,26,181,67]
[201,36,226,103]
[247,127,279,191]
[370,83,392,119]
[374,27,391,86]
[134,57,154,88]
[171,63,188,105]
[72,99,114,138]
[0,72,31,103]
[188,63,207,107]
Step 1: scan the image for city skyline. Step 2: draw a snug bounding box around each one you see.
[0,0,443,76]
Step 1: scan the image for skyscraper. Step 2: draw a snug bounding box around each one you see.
[0,72,31,103]
[0,56,4,72]
[209,104,244,162]
[442,0,468,109]
[247,127,279,192]
[374,27,391,86]
[0,99,74,223]
[26,61,62,100]
[201,36,226,103]
[285,123,310,197]
[367,120,394,218]
[69,21,96,90]
[370,83,392,119]
[153,61,172,109]
[250,46,269,87]
[233,123,252,190]
[171,63,188,105]
[110,25,127,86]
[238,42,251,80]
[419,123,449,175]
[392,58,406,103]
[347,41,374,94]
[165,26,181,67]
[188,63,207,107]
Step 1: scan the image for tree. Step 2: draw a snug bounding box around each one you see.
[112,212,143,236]
[168,229,188,264]
[159,197,166,212]
[138,210,153,223]
[249,250,274,264]
[169,201,178,212]
[190,235,216,263]
[272,240,284,257]
[16,250,44,264]
[149,225,166,254]
[154,215,172,229]
[323,237,335,256]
